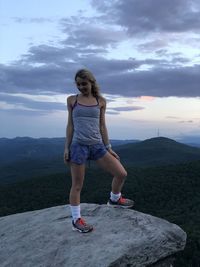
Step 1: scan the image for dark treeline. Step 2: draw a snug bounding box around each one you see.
[1,160,200,266]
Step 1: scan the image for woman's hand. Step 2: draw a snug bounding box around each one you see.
[107,148,120,160]
[64,148,70,164]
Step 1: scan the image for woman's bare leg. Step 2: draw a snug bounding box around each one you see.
[69,163,85,205]
[97,152,127,193]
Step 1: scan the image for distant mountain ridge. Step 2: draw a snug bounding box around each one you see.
[1,136,200,184]
[115,137,200,166]
[0,137,65,164]
[0,137,139,164]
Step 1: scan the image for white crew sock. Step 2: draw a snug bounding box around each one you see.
[70,205,81,223]
[110,192,121,202]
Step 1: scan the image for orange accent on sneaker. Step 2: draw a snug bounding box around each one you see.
[73,217,93,233]
[77,218,86,225]
[118,196,126,204]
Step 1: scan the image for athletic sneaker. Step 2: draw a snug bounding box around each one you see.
[72,218,93,233]
[107,196,134,208]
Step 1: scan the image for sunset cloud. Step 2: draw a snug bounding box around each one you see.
[1,0,200,140]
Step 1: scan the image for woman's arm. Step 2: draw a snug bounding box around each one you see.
[64,96,74,163]
[99,97,110,146]
[100,97,120,160]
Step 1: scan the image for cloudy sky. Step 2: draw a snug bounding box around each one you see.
[1,0,200,141]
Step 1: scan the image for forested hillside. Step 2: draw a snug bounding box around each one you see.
[1,137,200,265]
[1,136,200,184]
[1,160,200,266]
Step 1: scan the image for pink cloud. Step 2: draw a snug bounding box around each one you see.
[139,96,156,101]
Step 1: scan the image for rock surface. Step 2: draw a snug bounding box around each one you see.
[0,204,186,267]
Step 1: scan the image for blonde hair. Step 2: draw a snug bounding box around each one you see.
[75,69,101,97]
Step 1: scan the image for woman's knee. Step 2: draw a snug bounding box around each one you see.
[123,169,128,179]
[71,184,83,192]
[117,169,127,180]
[71,178,84,192]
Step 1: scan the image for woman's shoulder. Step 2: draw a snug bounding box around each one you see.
[98,95,106,106]
[67,94,77,107]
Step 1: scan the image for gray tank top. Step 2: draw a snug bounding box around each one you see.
[72,95,103,145]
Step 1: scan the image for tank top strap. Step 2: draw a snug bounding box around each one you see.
[95,96,99,105]
[72,94,78,109]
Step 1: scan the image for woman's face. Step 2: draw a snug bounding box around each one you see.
[76,77,92,96]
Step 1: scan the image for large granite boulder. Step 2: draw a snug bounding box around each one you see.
[0,204,186,266]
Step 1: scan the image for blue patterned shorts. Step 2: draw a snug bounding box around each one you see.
[69,142,107,165]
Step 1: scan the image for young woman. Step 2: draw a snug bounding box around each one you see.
[64,69,134,233]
